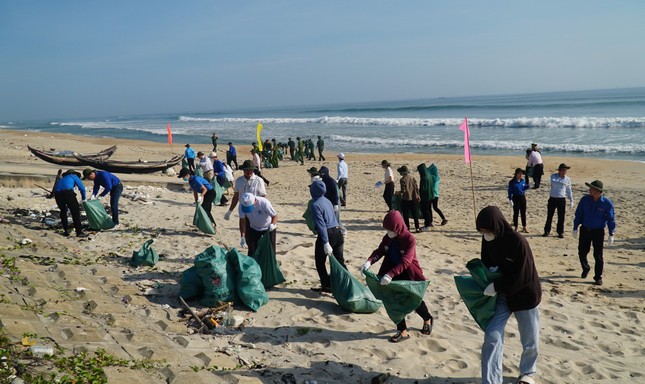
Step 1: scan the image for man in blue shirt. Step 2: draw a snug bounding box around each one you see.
[83,168,123,227]
[178,168,217,229]
[543,163,574,238]
[508,167,530,233]
[573,180,616,286]
[53,169,87,237]
[226,142,239,170]
[184,144,196,172]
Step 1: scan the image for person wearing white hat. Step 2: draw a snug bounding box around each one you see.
[238,192,278,256]
[336,153,348,206]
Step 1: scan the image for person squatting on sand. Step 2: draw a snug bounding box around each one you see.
[53,169,87,237]
[238,192,278,256]
[83,168,123,227]
[178,168,217,229]
[543,163,574,239]
[476,206,541,384]
[508,167,530,233]
[573,180,616,286]
[309,179,346,293]
[361,210,433,343]
[224,159,267,221]
[397,165,421,233]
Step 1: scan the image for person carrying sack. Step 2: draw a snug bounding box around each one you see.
[83,168,123,228]
[178,168,217,230]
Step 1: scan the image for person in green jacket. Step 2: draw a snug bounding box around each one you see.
[296,137,305,165]
[417,163,434,231]
[427,163,448,226]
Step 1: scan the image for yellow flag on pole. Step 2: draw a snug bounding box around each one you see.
[257,123,263,151]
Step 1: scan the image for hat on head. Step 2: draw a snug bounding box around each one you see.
[197,151,204,157]
[227,142,232,145]
[307,167,319,175]
[397,165,409,174]
[514,167,525,175]
[211,151,218,157]
[177,168,191,178]
[63,169,81,178]
[585,180,604,192]
[82,168,95,180]
[531,143,538,148]
[558,163,571,170]
[337,153,345,160]
[381,159,391,166]
[241,192,255,213]
[239,160,257,170]
[185,144,190,148]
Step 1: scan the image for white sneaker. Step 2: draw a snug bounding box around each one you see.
[112,224,120,230]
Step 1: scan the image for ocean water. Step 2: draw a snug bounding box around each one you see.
[3,87,645,161]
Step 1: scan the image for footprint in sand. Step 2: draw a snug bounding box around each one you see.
[419,338,448,352]
[444,358,468,372]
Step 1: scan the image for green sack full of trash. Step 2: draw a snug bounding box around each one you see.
[330,255,382,313]
[194,245,236,306]
[250,232,285,289]
[82,199,115,230]
[130,239,159,267]
[364,270,430,324]
[302,200,317,235]
[227,248,269,312]
[192,202,216,234]
[454,258,503,331]
[179,266,204,300]
[213,179,224,206]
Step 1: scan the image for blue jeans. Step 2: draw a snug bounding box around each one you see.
[482,295,539,384]
[110,183,123,225]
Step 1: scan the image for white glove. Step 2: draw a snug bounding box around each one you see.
[333,205,339,213]
[323,242,333,255]
[360,261,371,273]
[379,274,392,285]
[269,223,277,232]
[374,181,383,188]
[508,199,513,207]
[89,195,96,200]
[239,237,247,248]
[197,195,203,203]
[484,283,497,297]
[570,200,574,208]
[572,229,578,239]
[607,235,614,246]
[96,195,104,201]
[224,210,232,221]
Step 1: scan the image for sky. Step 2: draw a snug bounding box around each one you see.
[1,0,644,120]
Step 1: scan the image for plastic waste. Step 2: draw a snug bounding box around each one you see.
[30,345,54,357]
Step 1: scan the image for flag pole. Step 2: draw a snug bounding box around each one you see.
[459,117,476,220]
[468,157,476,219]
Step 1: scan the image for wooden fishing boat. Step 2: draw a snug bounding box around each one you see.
[74,154,183,174]
[28,145,117,166]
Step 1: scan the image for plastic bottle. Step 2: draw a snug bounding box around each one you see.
[224,302,233,326]
[30,345,54,357]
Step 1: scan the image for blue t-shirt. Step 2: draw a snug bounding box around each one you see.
[93,171,121,197]
[573,195,616,234]
[185,147,196,159]
[188,175,213,194]
[54,174,86,200]
[508,178,529,200]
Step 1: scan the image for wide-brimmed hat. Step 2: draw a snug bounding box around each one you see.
[239,160,257,170]
[197,151,204,157]
[585,180,604,192]
[381,160,391,166]
[307,167,320,175]
[397,165,409,174]
[63,169,81,178]
[514,167,525,175]
[211,152,218,158]
[557,163,571,170]
[82,168,95,180]
[177,168,191,178]
[337,153,345,160]
[241,192,255,213]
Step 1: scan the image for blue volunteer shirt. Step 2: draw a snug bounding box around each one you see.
[228,145,237,156]
[185,147,196,159]
[54,174,86,200]
[573,194,616,234]
[93,171,121,197]
[508,178,529,200]
[188,175,213,194]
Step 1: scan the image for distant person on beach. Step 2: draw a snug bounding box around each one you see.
[417,163,434,231]
[543,163,573,238]
[360,210,433,342]
[573,180,616,286]
[211,133,218,152]
[527,143,544,189]
[379,160,395,210]
[336,153,348,206]
[238,192,278,256]
[226,142,239,170]
[53,169,87,237]
[223,160,267,221]
[427,163,448,226]
[184,144,196,172]
[252,148,270,186]
[508,168,530,233]
[397,165,420,233]
[309,179,346,293]
[197,151,214,181]
[178,168,217,230]
[209,152,228,205]
[524,148,533,188]
[288,138,296,160]
[316,135,326,161]
[476,206,541,384]
[83,168,123,227]
[296,137,305,165]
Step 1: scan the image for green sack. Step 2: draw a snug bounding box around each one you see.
[364,270,430,324]
[330,255,382,313]
[192,202,216,234]
[250,232,285,288]
[195,167,204,177]
[130,239,159,267]
[392,194,423,218]
[179,266,204,300]
[302,200,317,235]
[213,179,224,206]
[227,248,269,312]
[82,199,115,230]
[454,258,503,331]
[194,245,236,306]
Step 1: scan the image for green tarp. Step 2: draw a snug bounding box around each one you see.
[364,270,430,324]
[330,255,382,313]
[454,258,503,331]
[194,245,236,306]
[179,266,203,300]
[250,232,285,289]
[302,200,317,235]
[192,202,216,234]
[130,239,159,267]
[228,248,269,312]
[82,199,115,230]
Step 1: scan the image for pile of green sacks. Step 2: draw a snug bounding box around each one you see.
[454,258,502,331]
[179,245,268,312]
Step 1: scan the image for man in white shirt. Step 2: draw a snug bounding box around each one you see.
[197,151,214,181]
[527,144,544,189]
[252,148,270,186]
[336,153,349,206]
[224,160,267,221]
[380,159,394,210]
[238,192,278,256]
[543,163,574,238]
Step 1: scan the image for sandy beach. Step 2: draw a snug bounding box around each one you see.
[0,128,643,383]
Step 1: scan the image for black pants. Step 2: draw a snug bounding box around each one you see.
[578,226,605,280]
[245,223,276,257]
[512,195,527,228]
[532,163,544,188]
[54,189,83,235]
[228,155,238,170]
[187,158,195,172]
[314,227,346,289]
[383,182,394,210]
[397,300,432,331]
[419,200,432,227]
[431,197,446,222]
[253,169,270,185]
[544,197,566,235]
[337,178,348,206]
[400,199,420,231]
[201,189,217,227]
[318,149,325,161]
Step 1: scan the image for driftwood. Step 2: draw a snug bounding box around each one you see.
[179,296,208,332]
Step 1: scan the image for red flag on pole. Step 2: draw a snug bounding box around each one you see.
[166,123,173,145]
[459,117,471,164]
